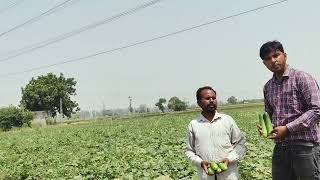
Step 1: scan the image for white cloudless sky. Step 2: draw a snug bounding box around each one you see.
[0,0,319,110]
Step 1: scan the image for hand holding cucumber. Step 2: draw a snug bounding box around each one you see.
[269,125,288,140]
[204,159,229,176]
[200,160,210,174]
[257,112,274,138]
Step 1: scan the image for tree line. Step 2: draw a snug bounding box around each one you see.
[0,72,262,130]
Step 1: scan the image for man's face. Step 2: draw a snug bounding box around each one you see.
[197,89,217,113]
[263,50,287,73]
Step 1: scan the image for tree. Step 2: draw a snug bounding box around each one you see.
[0,106,33,131]
[167,96,187,111]
[20,73,80,118]
[227,96,237,104]
[155,98,166,113]
[101,109,113,117]
[137,104,148,113]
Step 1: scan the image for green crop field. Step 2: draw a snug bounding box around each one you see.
[0,105,273,179]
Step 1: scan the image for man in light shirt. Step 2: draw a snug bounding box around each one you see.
[185,86,246,180]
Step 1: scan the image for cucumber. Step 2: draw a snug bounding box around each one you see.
[263,112,273,135]
[207,167,215,175]
[216,167,222,173]
[217,162,228,171]
[259,114,268,138]
[210,162,219,171]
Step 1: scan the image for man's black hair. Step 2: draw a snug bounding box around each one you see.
[196,86,216,101]
[260,40,284,60]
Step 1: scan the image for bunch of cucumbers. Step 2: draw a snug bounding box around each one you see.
[207,162,228,176]
[258,112,273,138]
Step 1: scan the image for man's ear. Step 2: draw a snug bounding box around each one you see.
[197,100,201,106]
[263,60,267,66]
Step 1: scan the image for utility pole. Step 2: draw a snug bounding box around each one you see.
[60,97,63,119]
[128,96,133,115]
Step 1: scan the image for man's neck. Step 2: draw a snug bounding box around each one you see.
[275,72,284,80]
[201,111,216,122]
[274,64,288,80]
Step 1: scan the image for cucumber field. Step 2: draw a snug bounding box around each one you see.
[0,104,274,179]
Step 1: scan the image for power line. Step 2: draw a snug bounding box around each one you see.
[0,0,25,15]
[0,0,81,38]
[0,0,164,62]
[0,0,288,78]
[49,0,81,14]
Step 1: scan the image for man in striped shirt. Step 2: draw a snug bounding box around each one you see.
[185,86,246,180]
[259,40,320,180]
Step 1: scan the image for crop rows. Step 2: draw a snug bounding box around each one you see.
[0,105,273,179]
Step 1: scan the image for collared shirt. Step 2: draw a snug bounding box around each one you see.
[264,66,320,143]
[185,112,246,180]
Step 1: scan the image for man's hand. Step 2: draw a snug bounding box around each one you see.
[200,160,210,174]
[256,124,263,136]
[269,125,288,140]
[220,158,230,166]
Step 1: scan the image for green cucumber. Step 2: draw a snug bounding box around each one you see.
[259,114,268,138]
[208,167,215,175]
[263,112,273,135]
[216,167,222,173]
[217,162,228,171]
[210,162,219,171]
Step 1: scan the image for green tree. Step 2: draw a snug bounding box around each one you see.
[0,106,33,131]
[20,73,80,118]
[167,96,187,111]
[155,98,166,113]
[227,96,237,104]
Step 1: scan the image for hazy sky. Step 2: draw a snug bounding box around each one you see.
[0,0,319,110]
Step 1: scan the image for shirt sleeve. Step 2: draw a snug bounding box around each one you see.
[185,122,203,167]
[286,73,320,132]
[226,117,246,162]
[263,85,273,117]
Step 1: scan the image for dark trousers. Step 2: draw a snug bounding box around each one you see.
[272,141,320,180]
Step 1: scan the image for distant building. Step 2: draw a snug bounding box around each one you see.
[32,111,48,126]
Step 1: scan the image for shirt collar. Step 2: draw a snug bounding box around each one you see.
[199,111,222,122]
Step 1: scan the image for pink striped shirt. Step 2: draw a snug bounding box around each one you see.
[264,67,320,142]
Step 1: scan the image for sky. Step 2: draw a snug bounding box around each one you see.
[0,0,319,111]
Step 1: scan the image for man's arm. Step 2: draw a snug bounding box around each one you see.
[185,122,203,167]
[286,73,320,132]
[263,85,273,118]
[226,118,246,162]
